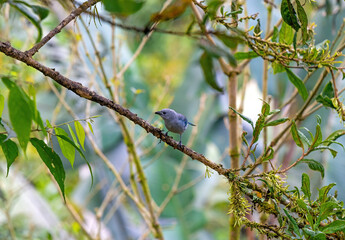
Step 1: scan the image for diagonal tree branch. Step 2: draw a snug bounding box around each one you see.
[25,0,101,57]
[0,40,227,176]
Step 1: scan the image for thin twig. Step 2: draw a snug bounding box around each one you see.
[26,0,100,57]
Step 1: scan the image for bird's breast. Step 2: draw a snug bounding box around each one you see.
[165,120,186,134]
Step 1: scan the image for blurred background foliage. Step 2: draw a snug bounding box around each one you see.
[0,0,345,239]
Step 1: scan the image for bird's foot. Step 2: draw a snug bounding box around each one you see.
[158,131,169,144]
[178,141,183,148]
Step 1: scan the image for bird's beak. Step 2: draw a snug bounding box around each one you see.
[155,111,161,115]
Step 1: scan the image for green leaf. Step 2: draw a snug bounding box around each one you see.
[252,115,265,144]
[28,85,46,136]
[293,31,297,50]
[200,42,237,67]
[311,233,326,240]
[285,68,308,101]
[316,115,321,125]
[320,81,334,98]
[312,146,337,158]
[254,19,261,36]
[272,61,285,74]
[302,228,326,240]
[250,102,270,144]
[279,21,294,45]
[0,134,18,177]
[316,95,334,109]
[296,0,308,43]
[34,110,46,136]
[2,77,32,151]
[297,199,314,226]
[234,51,259,60]
[55,127,75,167]
[74,121,86,151]
[281,0,300,31]
[103,0,144,16]
[268,109,280,115]
[229,106,254,129]
[301,127,314,142]
[271,26,279,42]
[298,130,311,147]
[320,220,345,234]
[9,1,43,42]
[68,124,80,149]
[258,179,274,195]
[316,81,336,109]
[272,199,283,226]
[30,138,66,200]
[199,51,224,92]
[324,129,345,146]
[87,121,94,135]
[296,198,308,211]
[56,133,94,188]
[321,140,344,150]
[262,147,274,162]
[31,5,49,20]
[284,208,301,237]
[316,202,339,226]
[300,159,324,178]
[318,183,336,203]
[0,93,4,118]
[310,124,322,148]
[264,118,289,127]
[261,102,270,116]
[206,0,224,18]
[46,119,53,129]
[291,120,303,148]
[301,173,311,202]
[216,34,242,49]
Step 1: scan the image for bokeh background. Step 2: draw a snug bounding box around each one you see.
[1,0,345,239]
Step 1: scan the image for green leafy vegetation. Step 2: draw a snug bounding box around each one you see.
[1,0,345,239]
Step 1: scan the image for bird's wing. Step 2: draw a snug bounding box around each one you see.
[177,114,188,127]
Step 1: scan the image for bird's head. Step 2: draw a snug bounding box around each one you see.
[155,108,177,121]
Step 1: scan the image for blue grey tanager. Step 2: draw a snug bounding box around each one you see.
[155,108,196,146]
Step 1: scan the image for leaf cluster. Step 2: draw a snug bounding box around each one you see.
[0,77,95,200]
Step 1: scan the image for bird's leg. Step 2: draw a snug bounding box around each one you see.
[178,134,182,147]
[159,130,169,144]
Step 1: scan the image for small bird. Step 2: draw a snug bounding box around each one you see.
[155,108,195,147]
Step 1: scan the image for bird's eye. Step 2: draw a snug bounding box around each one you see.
[162,112,166,114]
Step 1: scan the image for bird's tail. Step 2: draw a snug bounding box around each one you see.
[188,122,196,126]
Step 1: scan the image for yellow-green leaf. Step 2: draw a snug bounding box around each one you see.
[74,121,85,151]
[87,121,94,135]
[0,93,4,118]
[279,21,294,45]
[55,127,75,167]
[68,124,80,149]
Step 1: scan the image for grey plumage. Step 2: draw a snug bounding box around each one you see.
[155,108,195,146]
